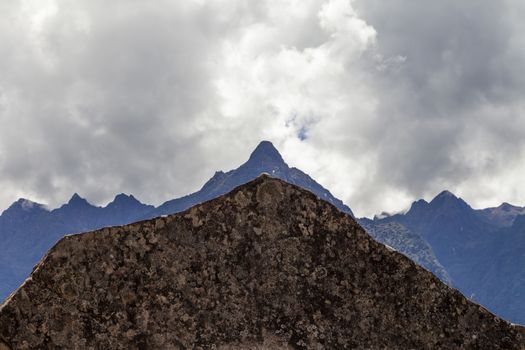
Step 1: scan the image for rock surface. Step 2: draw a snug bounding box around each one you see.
[1,175,524,349]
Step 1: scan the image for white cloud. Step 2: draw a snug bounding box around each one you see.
[1,0,525,217]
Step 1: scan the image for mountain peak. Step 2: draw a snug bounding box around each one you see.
[406,198,429,215]
[16,198,43,211]
[434,190,457,200]
[429,190,465,207]
[67,193,90,206]
[114,193,134,201]
[246,141,285,166]
[7,198,47,213]
[498,202,522,212]
[156,140,353,218]
[109,193,142,207]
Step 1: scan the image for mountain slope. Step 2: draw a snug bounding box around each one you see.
[386,191,497,293]
[467,214,525,324]
[359,219,452,285]
[1,175,523,349]
[375,191,525,324]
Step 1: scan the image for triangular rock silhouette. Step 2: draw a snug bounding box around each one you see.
[1,175,523,349]
[246,140,285,165]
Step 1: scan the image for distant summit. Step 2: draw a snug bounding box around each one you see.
[108,193,144,208]
[246,140,285,165]
[103,193,154,226]
[3,198,47,215]
[15,199,47,212]
[0,199,48,228]
[434,189,455,198]
[477,202,525,227]
[428,190,469,209]
[65,193,91,207]
[152,141,354,217]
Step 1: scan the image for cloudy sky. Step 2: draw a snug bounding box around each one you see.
[1,0,525,217]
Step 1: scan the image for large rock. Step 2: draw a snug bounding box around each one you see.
[0,175,523,349]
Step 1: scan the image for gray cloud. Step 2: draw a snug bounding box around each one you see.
[348,0,525,213]
[1,0,525,217]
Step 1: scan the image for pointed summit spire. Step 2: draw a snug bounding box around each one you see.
[15,198,40,209]
[435,190,457,199]
[430,190,462,206]
[108,193,142,207]
[3,198,47,215]
[246,141,285,166]
[67,193,90,206]
[428,190,474,215]
[113,193,133,202]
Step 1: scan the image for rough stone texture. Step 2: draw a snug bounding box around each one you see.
[0,175,524,349]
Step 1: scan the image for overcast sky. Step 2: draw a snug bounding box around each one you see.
[1,0,525,217]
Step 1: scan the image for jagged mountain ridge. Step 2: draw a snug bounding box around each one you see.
[1,175,523,349]
[151,141,354,218]
[477,202,525,227]
[373,190,525,324]
[0,141,355,302]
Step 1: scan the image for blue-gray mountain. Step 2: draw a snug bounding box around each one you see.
[150,141,354,218]
[373,191,525,325]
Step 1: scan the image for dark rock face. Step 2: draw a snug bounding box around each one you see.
[1,176,524,349]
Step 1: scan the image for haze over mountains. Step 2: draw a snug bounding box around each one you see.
[1,141,525,326]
